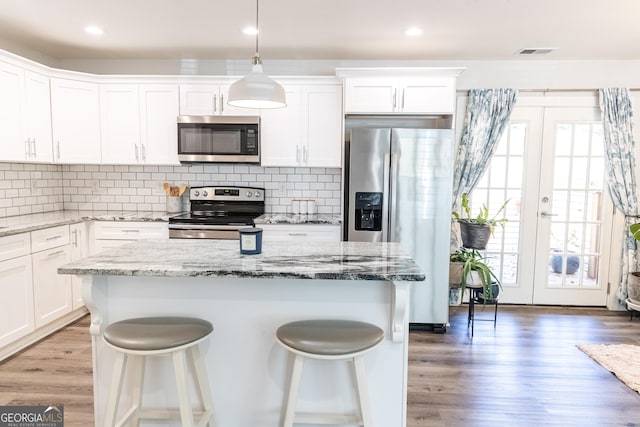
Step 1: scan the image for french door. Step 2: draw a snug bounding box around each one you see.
[472,104,612,306]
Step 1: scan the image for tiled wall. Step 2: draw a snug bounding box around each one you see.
[0,163,64,217]
[61,164,342,214]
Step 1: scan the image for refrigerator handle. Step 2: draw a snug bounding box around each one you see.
[382,153,391,242]
[389,152,399,241]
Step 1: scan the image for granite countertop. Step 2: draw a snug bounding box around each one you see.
[254,213,341,225]
[0,210,180,237]
[58,239,425,281]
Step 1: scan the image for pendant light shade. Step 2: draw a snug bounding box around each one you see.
[227,0,286,109]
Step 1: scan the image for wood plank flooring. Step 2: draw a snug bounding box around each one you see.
[2,306,640,426]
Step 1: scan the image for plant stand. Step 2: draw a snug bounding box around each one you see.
[467,284,499,337]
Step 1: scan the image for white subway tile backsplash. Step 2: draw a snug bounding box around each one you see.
[0,163,342,218]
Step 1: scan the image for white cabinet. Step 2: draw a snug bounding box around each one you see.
[260,224,341,242]
[0,63,52,162]
[0,233,33,349]
[179,84,258,116]
[344,78,455,114]
[69,222,88,310]
[31,225,72,329]
[51,78,101,163]
[93,221,169,252]
[261,84,342,167]
[140,85,180,164]
[101,84,179,165]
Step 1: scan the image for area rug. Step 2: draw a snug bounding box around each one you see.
[577,344,640,393]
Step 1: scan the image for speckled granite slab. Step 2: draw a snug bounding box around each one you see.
[0,210,179,237]
[254,213,341,225]
[58,239,425,281]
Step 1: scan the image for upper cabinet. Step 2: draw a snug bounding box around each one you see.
[261,83,342,168]
[342,76,459,114]
[101,83,179,165]
[50,78,101,164]
[179,84,258,116]
[0,62,52,163]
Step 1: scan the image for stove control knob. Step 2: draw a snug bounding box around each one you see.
[246,191,252,197]
[254,191,261,198]
[194,190,200,196]
[202,191,208,197]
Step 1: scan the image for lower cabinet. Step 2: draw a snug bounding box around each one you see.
[92,221,169,253]
[0,223,89,361]
[32,245,71,329]
[0,255,34,349]
[260,224,341,242]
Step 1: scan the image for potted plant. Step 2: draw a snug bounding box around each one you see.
[452,193,510,250]
[627,223,640,304]
[450,248,501,303]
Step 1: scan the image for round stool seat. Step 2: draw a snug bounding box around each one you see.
[104,316,213,351]
[276,319,384,356]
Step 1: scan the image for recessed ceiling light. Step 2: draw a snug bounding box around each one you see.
[84,25,104,35]
[405,27,423,36]
[243,26,258,36]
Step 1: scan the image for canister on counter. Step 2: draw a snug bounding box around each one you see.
[239,227,263,255]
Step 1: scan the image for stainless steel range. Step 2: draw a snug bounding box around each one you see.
[169,186,265,239]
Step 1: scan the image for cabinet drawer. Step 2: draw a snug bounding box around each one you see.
[0,233,31,262]
[31,225,70,253]
[94,221,169,240]
[261,224,341,242]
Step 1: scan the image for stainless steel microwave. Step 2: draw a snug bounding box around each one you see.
[177,116,260,163]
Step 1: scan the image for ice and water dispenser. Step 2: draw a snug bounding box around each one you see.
[354,192,383,231]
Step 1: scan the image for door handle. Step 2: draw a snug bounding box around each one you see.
[31,138,36,158]
[540,211,558,218]
[213,94,217,113]
[220,93,224,113]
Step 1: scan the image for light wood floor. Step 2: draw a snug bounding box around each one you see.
[2,306,640,426]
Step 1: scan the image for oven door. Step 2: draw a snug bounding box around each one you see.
[168,223,245,240]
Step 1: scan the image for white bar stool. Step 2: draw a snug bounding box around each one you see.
[102,316,215,427]
[276,319,384,427]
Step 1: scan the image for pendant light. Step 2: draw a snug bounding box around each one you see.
[227,0,286,109]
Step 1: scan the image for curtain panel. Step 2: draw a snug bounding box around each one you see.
[599,88,639,303]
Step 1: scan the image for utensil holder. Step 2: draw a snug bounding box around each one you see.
[166,196,182,213]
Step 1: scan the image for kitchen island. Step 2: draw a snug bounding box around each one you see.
[58,239,425,427]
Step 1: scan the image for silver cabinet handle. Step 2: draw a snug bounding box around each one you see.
[401,88,405,110]
[540,211,558,218]
[296,145,301,163]
[220,93,224,113]
[288,233,308,236]
[303,146,308,163]
[31,138,36,158]
[47,250,65,258]
[141,144,146,161]
[25,139,30,158]
[56,141,61,159]
[46,235,63,241]
[72,229,78,247]
[123,229,140,233]
[392,88,397,110]
[213,94,217,113]
[134,144,139,161]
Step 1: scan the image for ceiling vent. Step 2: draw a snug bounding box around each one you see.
[518,48,556,55]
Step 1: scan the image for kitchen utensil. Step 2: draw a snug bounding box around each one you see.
[163,182,170,195]
[179,184,187,196]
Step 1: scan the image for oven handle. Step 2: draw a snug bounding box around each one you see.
[168,223,252,230]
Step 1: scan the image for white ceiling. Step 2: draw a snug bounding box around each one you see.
[0,0,638,61]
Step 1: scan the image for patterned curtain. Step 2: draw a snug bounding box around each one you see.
[452,89,518,208]
[599,88,639,303]
[450,89,518,248]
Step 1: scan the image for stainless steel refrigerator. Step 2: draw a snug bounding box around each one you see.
[344,120,454,330]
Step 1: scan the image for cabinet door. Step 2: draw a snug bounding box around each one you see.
[304,85,342,168]
[401,78,455,114]
[260,86,303,167]
[51,78,101,164]
[24,71,53,162]
[261,224,341,241]
[69,223,88,310]
[0,61,26,161]
[179,84,219,115]
[32,245,72,329]
[0,255,34,348]
[344,79,396,113]
[140,84,180,165]
[100,84,141,164]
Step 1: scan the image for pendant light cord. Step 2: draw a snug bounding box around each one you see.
[255,0,260,57]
